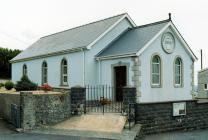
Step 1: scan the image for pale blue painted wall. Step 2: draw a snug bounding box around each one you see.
[139,27,193,102]
[12,51,83,88]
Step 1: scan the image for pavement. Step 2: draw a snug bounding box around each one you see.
[0,118,112,140]
[0,133,112,140]
[0,115,141,140]
[2,115,208,140]
[140,129,208,140]
[0,119,16,135]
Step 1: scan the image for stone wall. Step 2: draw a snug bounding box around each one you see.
[0,93,20,121]
[136,100,208,135]
[20,91,71,130]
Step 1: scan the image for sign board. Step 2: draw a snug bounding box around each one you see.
[173,102,186,116]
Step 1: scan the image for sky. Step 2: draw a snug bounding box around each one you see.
[0,0,207,83]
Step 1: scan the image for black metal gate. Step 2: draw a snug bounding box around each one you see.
[11,104,21,128]
[85,85,123,114]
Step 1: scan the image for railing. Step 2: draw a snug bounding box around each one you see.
[11,104,21,128]
[128,103,136,130]
[85,85,123,114]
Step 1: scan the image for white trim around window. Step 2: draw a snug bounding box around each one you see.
[174,57,183,87]
[22,64,27,76]
[42,61,48,85]
[151,54,162,87]
[61,58,68,86]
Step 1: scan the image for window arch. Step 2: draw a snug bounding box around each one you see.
[42,61,48,84]
[174,57,183,86]
[61,59,68,85]
[151,55,161,86]
[23,64,27,76]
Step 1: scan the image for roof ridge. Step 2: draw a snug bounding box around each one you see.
[132,19,170,30]
[41,13,127,39]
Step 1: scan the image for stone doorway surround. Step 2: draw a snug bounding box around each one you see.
[131,57,141,103]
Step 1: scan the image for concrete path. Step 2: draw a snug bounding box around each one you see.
[140,129,208,140]
[52,114,126,133]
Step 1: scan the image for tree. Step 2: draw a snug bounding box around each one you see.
[0,47,21,79]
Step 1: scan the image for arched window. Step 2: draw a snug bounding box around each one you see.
[61,59,68,85]
[151,55,161,86]
[23,64,27,76]
[174,57,183,86]
[42,61,48,84]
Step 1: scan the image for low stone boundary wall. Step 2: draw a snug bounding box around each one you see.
[20,91,71,130]
[0,93,20,121]
[136,100,208,135]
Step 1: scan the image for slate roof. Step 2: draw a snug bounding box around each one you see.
[11,13,126,62]
[96,19,170,58]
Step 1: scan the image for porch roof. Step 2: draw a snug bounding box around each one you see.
[96,19,170,58]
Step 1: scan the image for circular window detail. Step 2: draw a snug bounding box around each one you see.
[161,32,175,54]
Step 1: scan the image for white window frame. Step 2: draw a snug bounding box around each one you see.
[23,64,27,76]
[61,59,68,86]
[151,55,161,87]
[174,57,183,87]
[42,61,48,85]
[205,84,208,90]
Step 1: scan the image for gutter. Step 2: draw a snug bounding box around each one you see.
[96,53,136,60]
[82,49,86,86]
[10,46,87,63]
[98,59,101,84]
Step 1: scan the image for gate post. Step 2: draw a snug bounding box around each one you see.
[122,86,136,112]
[20,92,35,130]
[122,86,136,129]
[71,86,86,115]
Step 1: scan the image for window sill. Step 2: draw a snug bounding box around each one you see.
[59,84,69,87]
[151,84,162,88]
[174,84,183,88]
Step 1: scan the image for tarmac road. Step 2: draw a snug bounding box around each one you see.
[140,129,208,140]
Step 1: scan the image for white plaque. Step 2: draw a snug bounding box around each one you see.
[162,32,175,54]
[173,102,186,116]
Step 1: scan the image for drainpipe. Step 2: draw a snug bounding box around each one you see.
[201,49,203,70]
[98,59,101,85]
[82,49,85,86]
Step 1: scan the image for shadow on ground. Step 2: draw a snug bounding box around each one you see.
[0,118,16,135]
[140,129,208,140]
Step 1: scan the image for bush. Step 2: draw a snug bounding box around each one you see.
[15,75,38,91]
[4,81,14,90]
[0,83,4,88]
